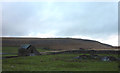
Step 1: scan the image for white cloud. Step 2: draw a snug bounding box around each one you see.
[2,2,118,46]
[27,32,118,46]
[28,31,57,38]
[71,34,118,46]
[101,34,118,46]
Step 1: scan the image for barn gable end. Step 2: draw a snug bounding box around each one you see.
[18,44,41,56]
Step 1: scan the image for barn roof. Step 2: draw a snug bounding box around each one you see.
[21,44,31,49]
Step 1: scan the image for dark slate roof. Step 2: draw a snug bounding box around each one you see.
[21,44,31,49]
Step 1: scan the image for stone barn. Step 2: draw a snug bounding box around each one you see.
[18,44,41,56]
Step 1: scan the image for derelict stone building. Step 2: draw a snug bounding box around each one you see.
[18,44,41,56]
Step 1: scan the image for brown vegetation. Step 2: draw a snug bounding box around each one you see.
[2,37,115,50]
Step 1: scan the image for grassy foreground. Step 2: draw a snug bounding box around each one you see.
[2,47,51,54]
[2,54,119,71]
[2,47,119,71]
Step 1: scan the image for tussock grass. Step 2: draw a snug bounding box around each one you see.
[2,54,119,71]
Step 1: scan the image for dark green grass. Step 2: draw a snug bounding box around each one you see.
[2,47,52,57]
[2,47,51,54]
[2,47,18,54]
[2,54,119,71]
[2,47,119,71]
[98,54,118,58]
[2,47,119,57]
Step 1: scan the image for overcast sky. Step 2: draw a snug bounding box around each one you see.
[2,2,118,46]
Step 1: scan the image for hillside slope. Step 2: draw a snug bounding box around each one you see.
[2,37,114,50]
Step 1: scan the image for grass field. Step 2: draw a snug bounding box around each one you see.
[2,47,119,71]
[2,54,119,71]
[2,47,51,54]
